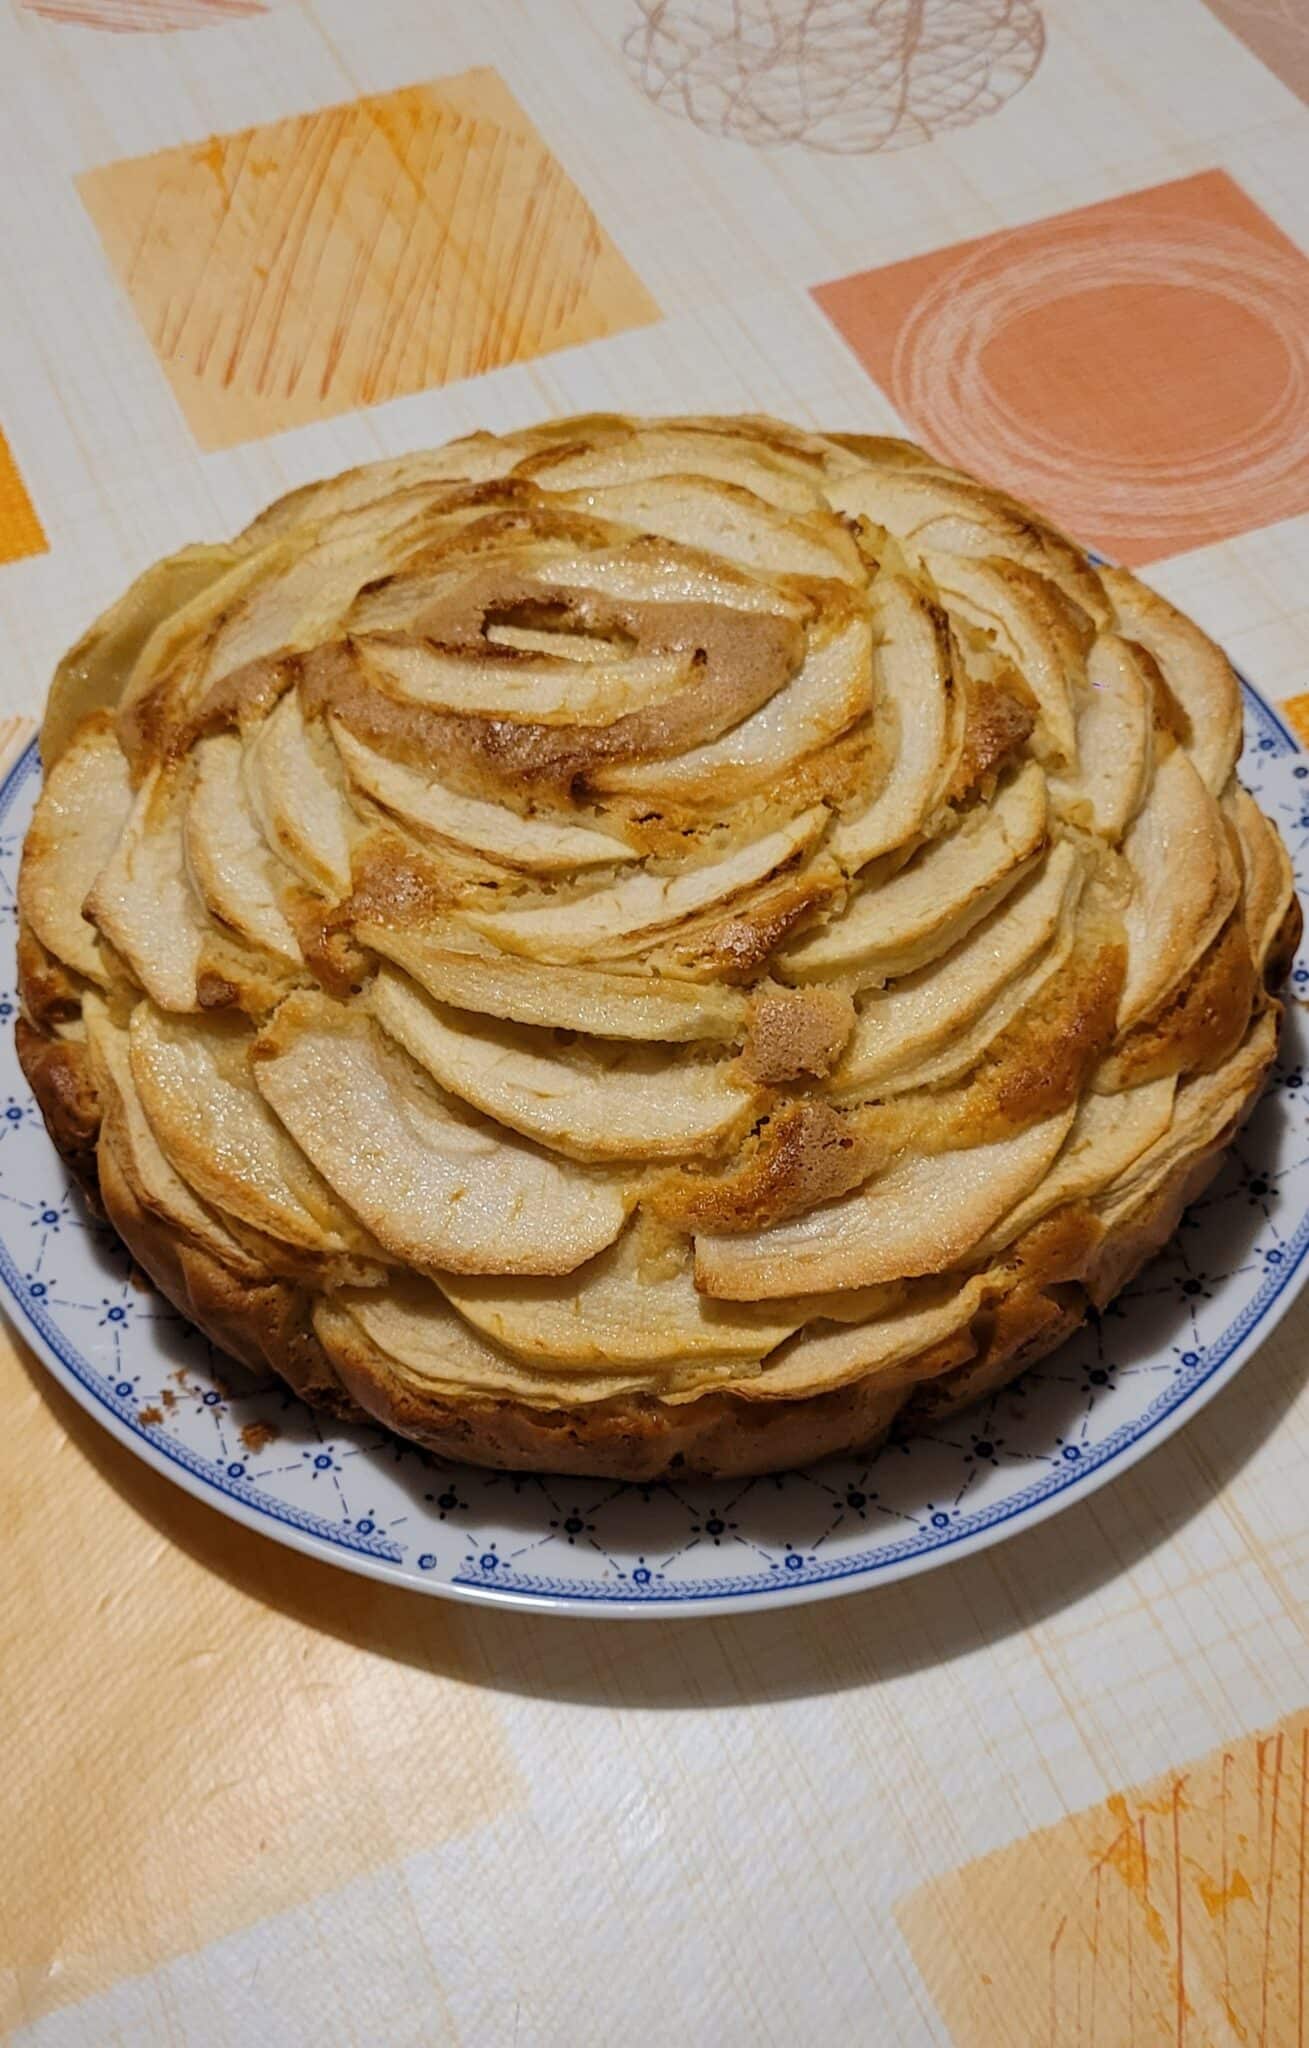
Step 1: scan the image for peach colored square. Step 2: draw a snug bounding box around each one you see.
[78,70,660,450]
[0,429,46,566]
[1198,0,1309,104]
[0,1328,521,2032]
[813,171,1309,565]
[898,1710,1309,2047]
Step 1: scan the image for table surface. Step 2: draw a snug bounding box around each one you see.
[3,3,1309,2042]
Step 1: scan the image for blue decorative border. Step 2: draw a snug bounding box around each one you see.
[0,1220,404,1562]
[1,675,1303,1610]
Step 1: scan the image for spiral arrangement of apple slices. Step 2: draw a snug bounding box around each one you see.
[17,416,1297,1477]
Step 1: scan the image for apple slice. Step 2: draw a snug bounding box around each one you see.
[357,636,692,725]
[254,1000,630,1275]
[85,995,267,1278]
[329,720,635,873]
[721,1276,992,1400]
[241,437,525,547]
[185,734,302,962]
[837,842,1079,1089]
[516,427,825,513]
[370,966,754,1161]
[597,610,871,800]
[18,713,131,986]
[1117,744,1239,1029]
[1227,784,1295,973]
[825,468,1110,624]
[359,926,748,1042]
[862,904,1077,1101]
[561,473,862,580]
[829,575,956,869]
[783,762,1048,983]
[465,807,828,963]
[1048,633,1152,841]
[923,553,1081,766]
[1101,566,1242,795]
[978,1075,1177,1253]
[696,1105,1074,1299]
[130,1003,377,1257]
[243,688,354,898]
[194,484,476,689]
[316,1287,660,1408]
[436,1220,801,1370]
[84,765,211,1011]
[42,544,242,768]
[1097,1011,1277,1232]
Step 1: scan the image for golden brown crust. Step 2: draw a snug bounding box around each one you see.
[945,671,1037,804]
[17,923,87,1035]
[16,1018,102,1202]
[651,1098,879,1234]
[1102,912,1257,1089]
[1264,888,1303,992]
[676,861,844,981]
[319,1302,915,1479]
[965,936,1124,1133]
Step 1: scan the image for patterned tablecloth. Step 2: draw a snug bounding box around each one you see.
[3,3,1309,2042]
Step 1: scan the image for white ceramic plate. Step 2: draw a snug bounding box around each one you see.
[3,686,1307,1618]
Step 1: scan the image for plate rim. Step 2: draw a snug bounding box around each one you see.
[3,687,1305,1621]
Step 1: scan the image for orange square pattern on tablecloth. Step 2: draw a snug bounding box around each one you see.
[1197,0,1309,104]
[0,429,46,565]
[0,1331,521,2032]
[77,69,660,450]
[898,1709,1309,2046]
[813,170,1309,565]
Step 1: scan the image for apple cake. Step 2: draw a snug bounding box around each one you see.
[17,414,1300,1478]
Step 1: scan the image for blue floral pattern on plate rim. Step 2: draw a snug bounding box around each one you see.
[1,682,1306,1619]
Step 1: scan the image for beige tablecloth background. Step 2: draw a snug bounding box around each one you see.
[2,2,1309,2041]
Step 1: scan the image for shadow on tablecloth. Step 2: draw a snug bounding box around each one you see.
[18,1276,1309,1712]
